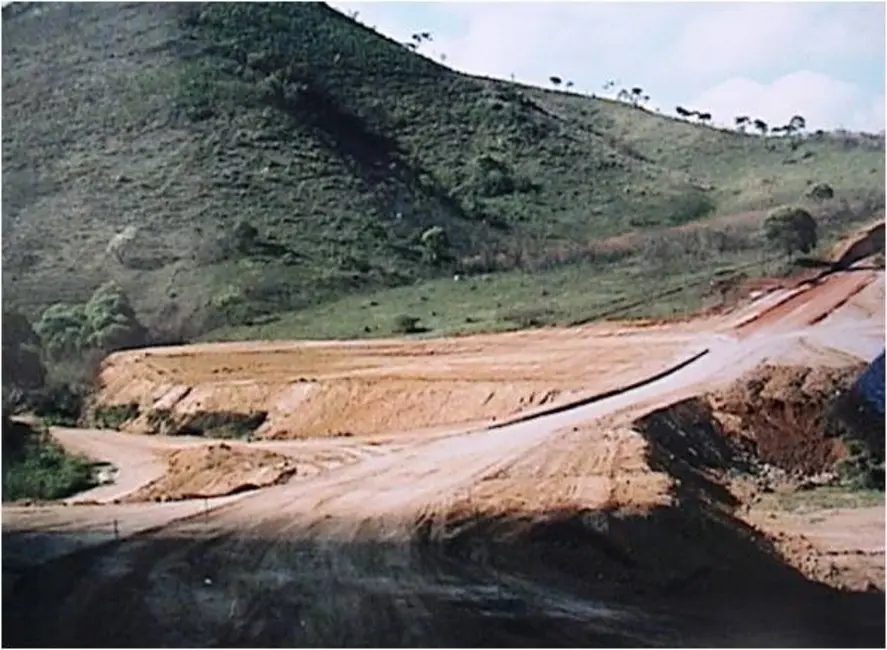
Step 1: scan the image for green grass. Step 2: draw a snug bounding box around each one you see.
[207,250,759,341]
[205,209,872,341]
[91,403,140,430]
[2,418,97,502]
[2,2,884,343]
[759,486,885,513]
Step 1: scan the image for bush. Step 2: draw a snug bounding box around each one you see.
[392,314,423,334]
[232,220,259,253]
[419,226,451,265]
[763,206,818,258]
[1,417,96,501]
[807,182,835,201]
[92,403,140,430]
[176,410,268,439]
[28,381,89,427]
[142,408,267,439]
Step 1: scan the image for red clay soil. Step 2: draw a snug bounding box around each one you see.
[708,364,865,475]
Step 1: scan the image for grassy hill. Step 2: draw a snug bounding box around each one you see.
[3,2,884,343]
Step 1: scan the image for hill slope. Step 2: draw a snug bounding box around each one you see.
[2,2,884,340]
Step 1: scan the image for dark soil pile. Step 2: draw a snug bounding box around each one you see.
[708,364,865,475]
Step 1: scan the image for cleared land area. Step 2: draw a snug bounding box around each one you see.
[4,229,884,645]
[2,3,885,647]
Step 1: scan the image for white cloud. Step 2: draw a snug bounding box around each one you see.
[330,2,885,131]
[651,3,884,84]
[688,71,884,132]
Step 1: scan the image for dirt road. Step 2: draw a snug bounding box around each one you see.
[3,264,884,647]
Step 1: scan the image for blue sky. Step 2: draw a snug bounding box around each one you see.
[330,1,885,132]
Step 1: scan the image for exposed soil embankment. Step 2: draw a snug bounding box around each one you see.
[91,334,686,439]
[123,444,297,502]
[413,361,883,598]
[831,221,885,270]
[709,364,865,476]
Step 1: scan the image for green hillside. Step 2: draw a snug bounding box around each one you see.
[2,2,884,343]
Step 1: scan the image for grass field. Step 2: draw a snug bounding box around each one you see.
[2,2,884,344]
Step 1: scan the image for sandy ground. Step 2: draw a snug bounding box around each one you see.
[744,502,885,593]
[3,226,885,647]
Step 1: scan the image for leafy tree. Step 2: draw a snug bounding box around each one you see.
[83,282,148,351]
[549,76,562,88]
[35,282,147,361]
[763,206,818,258]
[35,303,89,361]
[420,226,450,265]
[734,116,750,132]
[788,114,806,134]
[753,119,768,136]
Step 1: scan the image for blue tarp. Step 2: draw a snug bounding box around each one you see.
[853,351,885,415]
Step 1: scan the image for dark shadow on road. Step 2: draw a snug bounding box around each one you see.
[4,517,884,649]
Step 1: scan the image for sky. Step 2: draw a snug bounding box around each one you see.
[329,1,886,133]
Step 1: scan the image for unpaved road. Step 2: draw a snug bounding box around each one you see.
[3,265,885,647]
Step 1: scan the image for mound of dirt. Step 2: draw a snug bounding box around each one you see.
[708,364,865,476]
[93,334,686,439]
[830,221,885,269]
[123,443,297,502]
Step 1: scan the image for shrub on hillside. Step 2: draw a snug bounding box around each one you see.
[807,182,835,201]
[763,206,818,259]
[392,314,423,334]
[461,155,533,199]
[419,226,451,266]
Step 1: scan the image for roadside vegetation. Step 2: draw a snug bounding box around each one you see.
[1,415,96,502]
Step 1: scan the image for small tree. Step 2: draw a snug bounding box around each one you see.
[549,76,562,88]
[763,206,818,259]
[807,182,835,201]
[420,226,450,265]
[753,119,768,136]
[233,220,259,253]
[788,114,806,134]
[392,314,422,334]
